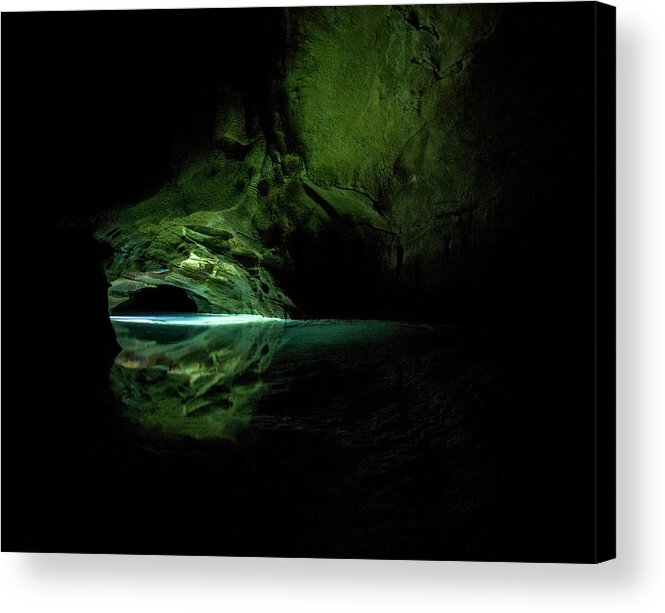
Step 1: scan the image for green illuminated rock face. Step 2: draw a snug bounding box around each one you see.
[99,156,298,317]
[285,5,497,201]
[283,5,504,316]
[98,5,506,319]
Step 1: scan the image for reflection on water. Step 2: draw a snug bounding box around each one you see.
[108,315,528,558]
[111,314,285,439]
[110,315,443,441]
[106,314,561,559]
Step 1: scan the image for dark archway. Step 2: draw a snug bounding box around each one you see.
[112,285,198,313]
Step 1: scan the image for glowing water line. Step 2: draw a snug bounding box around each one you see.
[110,314,284,326]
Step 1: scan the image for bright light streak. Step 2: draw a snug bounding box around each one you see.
[110,314,283,326]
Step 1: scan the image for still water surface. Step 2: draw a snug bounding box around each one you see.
[110,314,460,440]
[108,313,512,557]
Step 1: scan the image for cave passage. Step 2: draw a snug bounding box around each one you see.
[111,285,198,314]
[3,3,605,563]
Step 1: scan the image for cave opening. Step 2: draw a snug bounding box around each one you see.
[112,285,198,314]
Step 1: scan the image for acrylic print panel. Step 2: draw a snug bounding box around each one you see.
[1,2,615,562]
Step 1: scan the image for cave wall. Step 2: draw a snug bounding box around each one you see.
[96,4,594,324]
[283,5,497,198]
[282,4,503,318]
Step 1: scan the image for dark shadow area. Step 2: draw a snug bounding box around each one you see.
[112,286,198,313]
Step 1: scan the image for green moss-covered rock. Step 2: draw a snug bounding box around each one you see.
[97,5,517,319]
[97,153,300,316]
[284,5,497,200]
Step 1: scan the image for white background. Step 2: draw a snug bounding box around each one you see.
[1,0,663,611]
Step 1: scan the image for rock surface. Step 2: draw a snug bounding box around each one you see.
[96,5,500,318]
[97,4,583,327]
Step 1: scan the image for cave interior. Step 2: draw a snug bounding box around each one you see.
[1,4,612,562]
